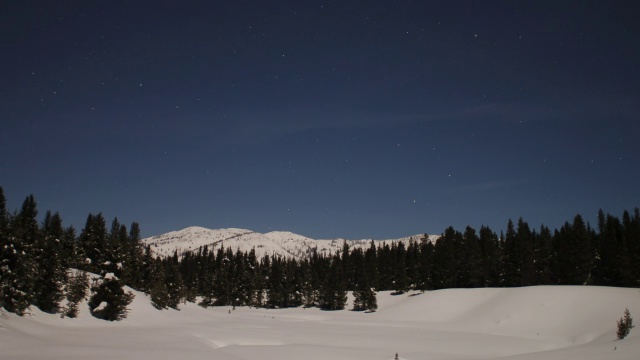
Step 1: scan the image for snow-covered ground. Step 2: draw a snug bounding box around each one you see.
[142,226,438,259]
[2,286,638,359]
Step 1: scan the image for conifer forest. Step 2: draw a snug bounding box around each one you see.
[1,186,639,320]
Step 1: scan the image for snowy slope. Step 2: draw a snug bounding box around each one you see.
[142,226,439,259]
[1,286,639,359]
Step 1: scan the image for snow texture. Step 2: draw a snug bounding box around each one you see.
[1,286,639,359]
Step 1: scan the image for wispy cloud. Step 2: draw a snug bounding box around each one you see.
[449,179,528,194]
[219,102,560,145]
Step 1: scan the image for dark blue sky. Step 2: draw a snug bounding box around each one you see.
[2,1,639,239]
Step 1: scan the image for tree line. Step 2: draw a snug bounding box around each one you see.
[1,186,639,320]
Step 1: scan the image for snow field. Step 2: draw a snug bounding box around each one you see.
[1,285,639,359]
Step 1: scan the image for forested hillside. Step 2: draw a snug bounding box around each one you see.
[1,186,639,320]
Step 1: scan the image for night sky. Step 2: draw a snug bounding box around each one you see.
[2,1,639,239]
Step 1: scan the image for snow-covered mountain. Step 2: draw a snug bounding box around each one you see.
[141,226,440,259]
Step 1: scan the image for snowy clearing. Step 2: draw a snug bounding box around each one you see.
[1,286,639,360]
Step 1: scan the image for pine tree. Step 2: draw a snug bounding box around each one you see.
[267,255,285,308]
[33,211,67,313]
[62,270,89,318]
[351,248,377,312]
[79,213,109,274]
[164,255,185,309]
[622,209,640,287]
[178,251,199,303]
[376,243,393,290]
[501,220,520,287]
[318,254,347,310]
[0,187,13,312]
[516,218,535,286]
[124,222,145,290]
[478,226,500,287]
[408,238,423,290]
[352,286,377,312]
[245,248,262,307]
[88,273,134,321]
[1,195,39,315]
[300,259,317,308]
[458,226,482,288]
[416,235,434,292]
[364,240,379,291]
[617,308,634,340]
[554,215,594,285]
[391,242,408,294]
[107,218,129,278]
[531,225,552,285]
[148,258,170,310]
[432,227,457,289]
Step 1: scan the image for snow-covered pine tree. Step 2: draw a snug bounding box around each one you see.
[62,270,89,318]
[1,195,39,315]
[88,273,134,321]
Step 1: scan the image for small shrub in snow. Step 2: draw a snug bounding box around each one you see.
[617,308,634,340]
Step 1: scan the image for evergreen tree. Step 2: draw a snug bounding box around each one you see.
[78,213,109,274]
[148,257,170,309]
[554,215,594,285]
[458,226,482,288]
[351,248,377,311]
[0,187,14,312]
[432,227,457,289]
[124,222,146,290]
[229,249,248,307]
[318,255,347,310]
[405,239,420,290]
[107,218,129,278]
[376,243,393,290]
[266,255,286,308]
[62,270,89,318]
[392,242,409,294]
[33,211,67,313]
[166,253,186,309]
[622,209,640,286]
[416,235,434,292]
[1,195,39,315]
[501,220,520,287]
[478,226,500,287]
[364,240,379,291]
[531,225,553,285]
[516,218,535,286]
[88,273,134,321]
[178,251,199,303]
[596,213,628,286]
[245,248,262,307]
[300,258,317,308]
[617,308,634,340]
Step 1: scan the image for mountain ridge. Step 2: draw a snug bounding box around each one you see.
[142,226,440,259]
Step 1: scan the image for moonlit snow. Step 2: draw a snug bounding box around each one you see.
[142,226,439,259]
[1,286,638,359]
